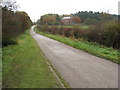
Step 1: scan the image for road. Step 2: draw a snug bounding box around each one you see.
[30,26,118,88]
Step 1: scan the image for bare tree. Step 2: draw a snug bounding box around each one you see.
[0,0,18,11]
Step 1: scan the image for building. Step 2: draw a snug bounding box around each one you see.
[60,17,72,25]
[60,16,81,25]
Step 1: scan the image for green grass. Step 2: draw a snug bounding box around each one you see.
[2,29,63,88]
[48,25,91,29]
[79,25,91,29]
[35,27,119,64]
[62,25,90,29]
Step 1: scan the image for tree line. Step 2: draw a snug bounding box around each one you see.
[37,11,118,25]
[36,14,81,25]
[73,11,118,25]
[2,2,32,46]
[36,14,61,25]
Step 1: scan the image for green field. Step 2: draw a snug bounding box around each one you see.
[48,25,91,29]
[35,27,119,64]
[2,30,63,88]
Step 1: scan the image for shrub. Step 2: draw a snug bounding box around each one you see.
[38,20,119,49]
[86,22,103,42]
[2,37,17,46]
[83,18,96,25]
[101,20,119,48]
[86,20,119,49]
[2,7,32,46]
[47,26,59,34]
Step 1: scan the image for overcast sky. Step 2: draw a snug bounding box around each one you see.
[16,0,119,22]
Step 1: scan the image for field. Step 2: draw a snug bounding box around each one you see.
[2,30,63,88]
[35,27,119,64]
[48,25,91,29]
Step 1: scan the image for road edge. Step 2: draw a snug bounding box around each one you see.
[30,26,70,88]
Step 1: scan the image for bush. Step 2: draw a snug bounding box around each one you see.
[38,20,119,49]
[86,22,103,42]
[83,18,98,25]
[47,26,59,34]
[101,20,119,48]
[2,37,17,46]
[86,20,119,49]
[2,7,32,47]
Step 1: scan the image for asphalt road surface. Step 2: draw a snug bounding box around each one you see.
[30,26,118,88]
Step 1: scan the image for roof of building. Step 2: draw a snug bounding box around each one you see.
[62,17,71,20]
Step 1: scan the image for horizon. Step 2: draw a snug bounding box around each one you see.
[16,0,119,22]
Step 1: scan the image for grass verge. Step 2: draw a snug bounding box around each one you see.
[34,27,119,64]
[40,51,70,88]
[2,29,63,88]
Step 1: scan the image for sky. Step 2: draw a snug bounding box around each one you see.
[15,0,120,22]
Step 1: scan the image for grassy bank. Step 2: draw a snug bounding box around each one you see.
[2,29,63,88]
[35,27,119,64]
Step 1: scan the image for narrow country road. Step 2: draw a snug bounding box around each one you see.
[30,26,118,88]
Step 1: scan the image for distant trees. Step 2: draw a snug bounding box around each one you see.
[73,11,117,24]
[2,1,32,46]
[38,11,117,26]
[83,18,97,25]
[43,16,56,25]
[38,14,60,25]
[56,14,61,24]
[38,14,81,25]
[71,17,81,24]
